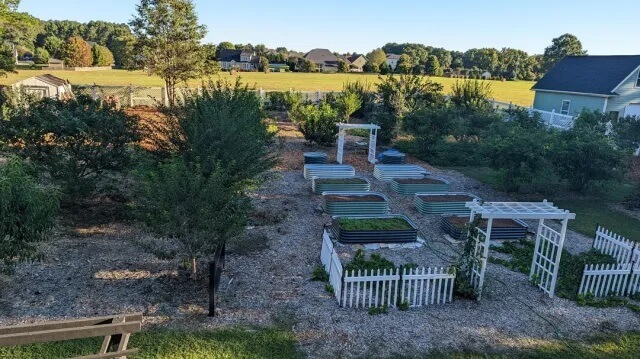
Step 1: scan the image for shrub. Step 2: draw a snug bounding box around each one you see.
[136,157,248,279]
[91,44,115,67]
[371,110,397,145]
[0,158,59,274]
[612,116,640,153]
[376,74,445,117]
[334,91,361,121]
[449,80,492,112]
[289,102,339,146]
[0,95,139,201]
[33,47,50,64]
[266,91,306,112]
[402,107,455,158]
[342,81,376,119]
[551,127,625,192]
[149,78,276,186]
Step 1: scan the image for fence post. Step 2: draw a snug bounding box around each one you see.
[128,85,134,107]
[161,87,169,107]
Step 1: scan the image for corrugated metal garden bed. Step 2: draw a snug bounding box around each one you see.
[303,164,355,180]
[414,192,480,215]
[304,152,328,164]
[390,177,449,195]
[373,164,429,181]
[440,215,529,240]
[331,214,418,244]
[312,176,371,194]
[322,192,389,216]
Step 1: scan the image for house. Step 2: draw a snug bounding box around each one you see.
[43,58,65,69]
[217,49,258,71]
[481,71,492,80]
[11,74,74,99]
[532,55,640,118]
[304,49,339,72]
[386,54,401,70]
[347,54,367,72]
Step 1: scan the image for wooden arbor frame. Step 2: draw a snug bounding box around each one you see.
[335,123,381,165]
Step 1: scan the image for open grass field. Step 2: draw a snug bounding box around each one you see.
[0,69,536,106]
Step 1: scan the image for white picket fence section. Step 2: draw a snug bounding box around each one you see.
[321,231,343,304]
[399,267,455,306]
[342,268,400,308]
[528,108,575,130]
[530,223,562,296]
[579,263,632,297]
[577,226,640,298]
[592,226,636,265]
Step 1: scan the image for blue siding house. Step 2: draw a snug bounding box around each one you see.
[532,55,640,118]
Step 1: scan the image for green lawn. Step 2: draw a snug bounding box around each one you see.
[447,166,640,240]
[0,328,302,359]
[2,327,639,358]
[0,69,535,106]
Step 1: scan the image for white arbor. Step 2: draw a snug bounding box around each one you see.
[465,200,576,299]
[335,123,381,164]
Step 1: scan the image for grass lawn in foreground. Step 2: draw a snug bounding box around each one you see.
[2,327,639,358]
[447,166,640,240]
[0,70,535,106]
[0,328,302,359]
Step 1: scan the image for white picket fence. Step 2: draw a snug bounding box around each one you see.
[320,230,456,309]
[399,267,455,306]
[577,226,640,298]
[529,108,575,130]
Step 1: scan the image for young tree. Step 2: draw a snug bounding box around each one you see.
[91,44,114,66]
[395,54,413,74]
[337,59,349,73]
[542,33,587,72]
[0,157,59,274]
[297,58,316,72]
[258,55,269,73]
[366,48,386,69]
[63,36,92,67]
[130,0,207,106]
[335,91,362,121]
[32,47,49,64]
[424,55,443,76]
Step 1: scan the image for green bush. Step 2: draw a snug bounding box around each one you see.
[266,91,306,112]
[371,110,398,146]
[33,47,50,64]
[402,107,455,158]
[344,249,395,272]
[376,74,445,117]
[449,80,493,112]
[0,158,59,274]
[342,81,376,119]
[0,95,139,201]
[289,102,339,146]
[334,90,362,121]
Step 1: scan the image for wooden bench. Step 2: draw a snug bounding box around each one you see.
[0,313,142,358]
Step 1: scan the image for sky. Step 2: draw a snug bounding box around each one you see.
[18,0,640,55]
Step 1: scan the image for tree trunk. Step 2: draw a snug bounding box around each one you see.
[191,257,197,280]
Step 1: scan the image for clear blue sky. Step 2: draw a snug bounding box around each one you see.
[18,0,640,55]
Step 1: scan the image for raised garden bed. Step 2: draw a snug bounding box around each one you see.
[390,177,449,195]
[304,152,328,164]
[312,176,371,194]
[414,192,480,215]
[441,215,529,240]
[331,215,418,244]
[373,164,429,181]
[322,192,389,216]
[379,151,406,164]
[303,164,355,180]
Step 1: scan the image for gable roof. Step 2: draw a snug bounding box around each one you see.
[347,54,365,63]
[37,74,67,87]
[532,55,640,96]
[386,54,401,59]
[217,49,242,62]
[304,49,339,65]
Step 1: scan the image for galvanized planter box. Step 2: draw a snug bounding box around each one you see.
[331,214,418,244]
[303,164,355,180]
[373,164,429,181]
[312,176,371,195]
[304,152,328,164]
[441,215,529,241]
[390,177,449,195]
[414,192,480,215]
[322,192,389,216]
[380,152,406,164]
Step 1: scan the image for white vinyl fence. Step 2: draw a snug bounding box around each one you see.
[577,226,640,298]
[490,100,576,130]
[320,230,456,309]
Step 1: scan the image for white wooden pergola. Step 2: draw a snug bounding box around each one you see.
[465,199,576,300]
[335,123,381,164]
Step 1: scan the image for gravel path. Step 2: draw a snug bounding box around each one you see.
[1,125,638,358]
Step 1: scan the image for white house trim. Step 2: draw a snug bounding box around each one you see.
[611,65,640,92]
[532,89,613,98]
[603,97,608,112]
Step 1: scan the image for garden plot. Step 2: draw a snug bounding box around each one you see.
[1,123,639,359]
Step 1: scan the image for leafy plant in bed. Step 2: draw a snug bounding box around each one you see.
[312,176,370,194]
[322,192,389,216]
[441,215,528,240]
[332,215,418,243]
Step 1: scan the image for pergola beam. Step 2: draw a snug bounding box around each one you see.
[336,123,381,165]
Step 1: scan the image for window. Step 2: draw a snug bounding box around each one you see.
[636,72,640,87]
[560,100,571,115]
